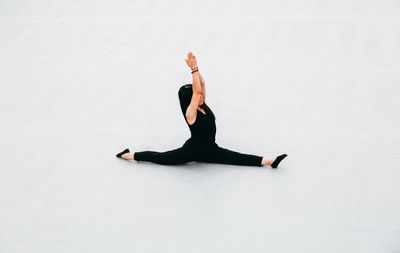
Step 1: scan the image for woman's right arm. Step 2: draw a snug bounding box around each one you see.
[185,52,202,124]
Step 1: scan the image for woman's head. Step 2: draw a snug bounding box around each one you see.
[178,84,193,116]
[178,84,204,115]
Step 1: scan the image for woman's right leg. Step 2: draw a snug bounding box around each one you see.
[200,146,264,167]
[134,147,195,165]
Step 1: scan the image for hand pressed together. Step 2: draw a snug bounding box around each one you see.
[185,51,198,69]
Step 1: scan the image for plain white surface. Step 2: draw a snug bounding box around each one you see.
[1,0,400,252]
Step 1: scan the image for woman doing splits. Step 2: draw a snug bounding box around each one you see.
[116,52,287,168]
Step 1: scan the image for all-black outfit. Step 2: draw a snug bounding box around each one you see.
[134,84,263,167]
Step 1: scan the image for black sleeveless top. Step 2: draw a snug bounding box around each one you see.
[185,103,216,145]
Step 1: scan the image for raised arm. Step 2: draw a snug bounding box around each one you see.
[187,52,206,102]
[199,71,206,102]
[186,52,202,94]
[184,51,204,125]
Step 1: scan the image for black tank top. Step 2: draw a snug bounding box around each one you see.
[186,103,216,145]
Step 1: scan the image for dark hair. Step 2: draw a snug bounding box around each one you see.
[178,84,193,117]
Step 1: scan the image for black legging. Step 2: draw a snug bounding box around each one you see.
[134,138,263,167]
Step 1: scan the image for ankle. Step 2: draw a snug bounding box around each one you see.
[262,157,273,166]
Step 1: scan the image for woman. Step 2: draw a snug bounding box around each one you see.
[116,52,287,168]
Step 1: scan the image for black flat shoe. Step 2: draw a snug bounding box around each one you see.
[271,154,287,168]
[116,148,130,158]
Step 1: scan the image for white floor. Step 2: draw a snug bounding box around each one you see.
[1,0,400,252]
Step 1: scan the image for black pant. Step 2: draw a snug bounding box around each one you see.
[134,139,263,167]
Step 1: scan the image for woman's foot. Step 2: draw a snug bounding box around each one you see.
[262,154,288,168]
[116,148,134,160]
[271,154,287,168]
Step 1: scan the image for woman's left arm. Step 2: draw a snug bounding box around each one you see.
[199,71,206,102]
[185,51,206,101]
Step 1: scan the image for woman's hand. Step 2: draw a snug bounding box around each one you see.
[185,51,198,69]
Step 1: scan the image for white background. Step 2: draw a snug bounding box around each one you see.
[1,0,399,252]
